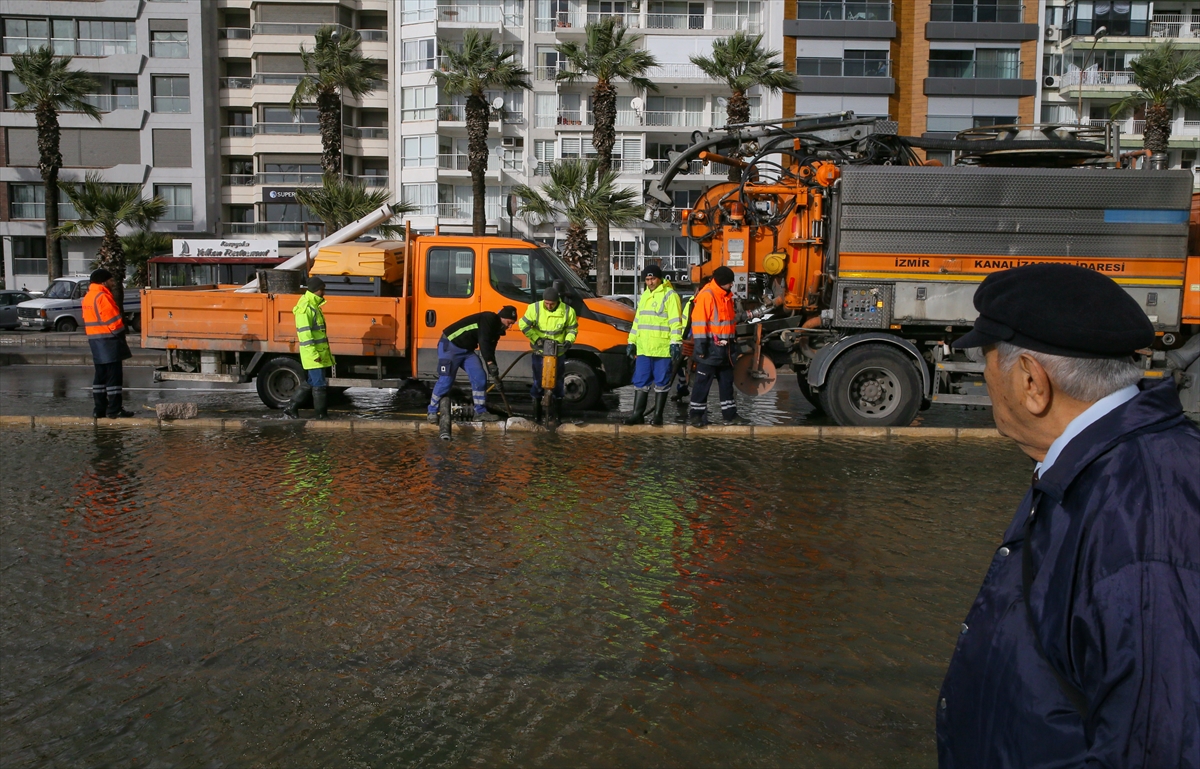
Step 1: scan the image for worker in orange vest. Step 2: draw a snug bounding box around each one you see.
[687,266,750,427]
[82,269,134,418]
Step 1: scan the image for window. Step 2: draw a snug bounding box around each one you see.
[152,75,190,112]
[427,248,475,297]
[536,47,562,80]
[560,136,597,159]
[402,135,438,167]
[76,20,137,56]
[713,0,762,30]
[402,183,438,215]
[489,249,556,302]
[797,51,889,77]
[645,96,704,127]
[1066,0,1149,36]
[11,237,47,276]
[929,48,1019,79]
[155,184,192,221]
[150,30,188,57]
[401,85,437,121]
[4,73,26,110]
[259,105,318,134]
[402,0,438,23]
[3,18,48,54]
[401,38,436,73]
[8,185,78,220]
[534,140,554,175]
[261,162,321,183]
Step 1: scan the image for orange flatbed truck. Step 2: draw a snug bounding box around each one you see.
[142,234,635,412]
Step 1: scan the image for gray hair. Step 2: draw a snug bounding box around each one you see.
[994,341,1143,402]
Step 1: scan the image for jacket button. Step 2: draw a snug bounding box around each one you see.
[998,546,1010,557]
[960,623,969,634]
[940,698,947,710]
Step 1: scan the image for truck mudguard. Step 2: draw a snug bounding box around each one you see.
[807,332,932,401]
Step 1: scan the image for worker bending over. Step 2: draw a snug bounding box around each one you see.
[624,265,684,426]
[688,266,750,427]
[427,305,519,423]
[287,276,333,419]
[520,286,578,424]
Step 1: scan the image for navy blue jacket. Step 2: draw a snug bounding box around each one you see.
[938,379,1200,768]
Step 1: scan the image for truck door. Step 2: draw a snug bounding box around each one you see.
[483,247,558,380]
[415,244,483,378]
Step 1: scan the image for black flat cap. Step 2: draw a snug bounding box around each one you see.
[306,276,325,293]
[953,264,1153,358]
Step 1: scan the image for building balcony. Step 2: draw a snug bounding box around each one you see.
[218,27,252,40]
[344,126,389,139]
[228,221,322,235]
[787,1,894,37]
[255,172,323,184]
[647,63,714,80]
[254,73,305,86]
[796,58,895,94]
[80,93,139,112]
[250,23,355,37]
[929,3,1023,23]
[536,12,640,32]
[926,3,1037,40]
[220,77,253,90]
[222,125,255,138]
[254,122,320,136]
[352,175,390,187]
[925,60,1034,96]
[223,174,256,187]
[1058,69,1139,97]
[1081,117,1200,142]
[431,3,523,26]
[644,158,732,176]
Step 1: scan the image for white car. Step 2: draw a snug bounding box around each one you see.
[16,277,141,332]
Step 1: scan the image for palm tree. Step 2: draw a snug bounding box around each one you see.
[291,26,380,175]
[295,174,416,238]
[691,31,798,128]
[121,230,172,289]
[513,160,643,281]
[1110,42,1200,154]
[9,47,100,282]
[57,173,166,310]
[435,30,532,236]
[556,18,658,295]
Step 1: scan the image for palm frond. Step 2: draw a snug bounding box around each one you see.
[56,172,165,240]
[434,29,532,97]
[1110,41,1200,116]
[9,46,102,120]
[690,31,798,95]
[294,174,415,236]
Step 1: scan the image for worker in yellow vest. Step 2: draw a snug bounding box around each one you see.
[286,276,334,419]
[624,265,683,426]
[519,286,578,424]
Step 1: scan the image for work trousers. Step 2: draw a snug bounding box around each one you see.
[632,355,674,393]
[429,337,488,414]
[92,361,124,418]
[688,362,738,422]
[530,354,565,400]
[306,367,329,388]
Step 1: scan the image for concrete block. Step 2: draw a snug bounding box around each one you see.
[156,402,199,420]
[821,426,889,439]
[957,427,1004,439]
[753,425,822,438]
[305,419,352,431]
[889,427,957,439]
[353,419,418,432]
[0,415,33,429]
[504,417,538,432]
[557,422,617,434]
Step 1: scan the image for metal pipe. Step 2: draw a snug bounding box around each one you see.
[236,203,396,292]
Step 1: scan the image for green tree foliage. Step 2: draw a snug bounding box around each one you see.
[690,32,798,127]
[295,174,416,238]
[1110,42,1200,154]
[291,26,380,174]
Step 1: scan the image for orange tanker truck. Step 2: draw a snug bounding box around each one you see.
[142,226,634,412]
[647,114,1200,425]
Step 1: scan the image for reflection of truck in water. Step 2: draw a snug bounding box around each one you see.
[142,231,634,411]
[646,114,1200,425]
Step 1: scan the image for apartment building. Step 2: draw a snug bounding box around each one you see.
[1,0,217,291]
[782,0,1040,160]
[1040,0,1200,172]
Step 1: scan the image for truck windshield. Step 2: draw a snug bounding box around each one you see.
[534,247,594,298]
[488,248,596,304]
[44,281,75,300]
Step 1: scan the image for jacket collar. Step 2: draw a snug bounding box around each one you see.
[302,290,324,307]
[1035,378,1186,502]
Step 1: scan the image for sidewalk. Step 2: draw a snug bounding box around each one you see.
[0,329,165,366]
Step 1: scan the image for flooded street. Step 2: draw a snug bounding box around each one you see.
[0,427,1028,767]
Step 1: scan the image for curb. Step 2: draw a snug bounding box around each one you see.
[0,413,1004,439]
[0,351,167,366]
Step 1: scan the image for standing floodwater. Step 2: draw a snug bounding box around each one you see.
[0,428,1027,767]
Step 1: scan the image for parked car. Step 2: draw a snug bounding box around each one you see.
[0,289,34,329]
[16,277,141,332]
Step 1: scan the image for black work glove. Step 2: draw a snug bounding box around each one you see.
[562,341,572,353]
[693,340,709,360]
[626,343,637,360]
[486,361,500,381]
[670,343,683,363]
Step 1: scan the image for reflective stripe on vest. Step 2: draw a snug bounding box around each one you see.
[634,288,680,334]
[83,286,124,336]
[447,322,478,343]
[691,284,735,342]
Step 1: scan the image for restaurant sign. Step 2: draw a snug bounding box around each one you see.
[172,239,280,259]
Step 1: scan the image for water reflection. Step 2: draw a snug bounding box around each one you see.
[1,430,1027,767]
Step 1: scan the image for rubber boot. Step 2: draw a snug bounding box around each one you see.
[284,383,312,419]
[650,391,669,426]
[312,386,328,420]
[689,409,706,428]
[548,397,563,429]
[93,387,108,419]
[623,390,649,425]
[533,398,544,425]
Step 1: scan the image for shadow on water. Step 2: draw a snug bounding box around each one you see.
[0,429,1028,767]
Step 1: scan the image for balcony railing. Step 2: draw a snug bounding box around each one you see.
[1,37,138,56]
[256,172,323,184]
[1149,14,1200,38]
[220,77,253,89]
[712,14,763,31]
[535,65,566,80]
[645,110,708,127]
[222,125,255,138]
[151,96,190,113]
[1080,116,1200,137]
[438,154,471,170]
[1060,69,1135,87]
[434,3,524,24]
[927,60,1021,79]
[254,73,305,86]
[795,1,893,20]
[435,104,502,122]
[81,93,139,112]
[229,221,323,235]
[648,63,712,79]
[223,174,256,187]
[344,126,389,139]
[359,30,388,41]
[401,107,437,121]
[712,111,761,128]
[929,3,1023,23]
[437,202,470,218]
[796,58,892,77]
[354,175,389,187]
[646,12,706,29]
[218,27,252,40]
[251,22,353,36]
[255,122,320,135]
[646,158,732,174]
[9,202,79,220]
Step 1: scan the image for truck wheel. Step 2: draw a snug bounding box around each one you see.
[55,317,78,332]
[561,358,602,411]
[819,344,922,427]
[256,357,309,410]
[796,371,824,413]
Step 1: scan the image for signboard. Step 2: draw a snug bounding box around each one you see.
[262,187,298,202]
[173,239,280,260]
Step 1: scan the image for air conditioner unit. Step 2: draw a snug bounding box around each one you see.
[1044,74,1061,88]
[1045,25,1061,41]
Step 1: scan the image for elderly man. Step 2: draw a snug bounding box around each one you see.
[938,264,1199,768]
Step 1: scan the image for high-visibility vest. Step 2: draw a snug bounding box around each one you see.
[519,301,577,350]
[82,283,124,337]
[681,295,696,340]
[691,281,736,344]
[628,282,683,357]
[293,290,334,370]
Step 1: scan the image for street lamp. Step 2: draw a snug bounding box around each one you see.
[1077,25,1108,126]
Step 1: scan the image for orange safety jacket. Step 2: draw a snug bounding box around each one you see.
[82,282,125,337]
[690,281,736,344]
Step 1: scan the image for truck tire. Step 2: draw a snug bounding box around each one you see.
[796,371,824,413]
[55,316,77,332]
[256,356,310,410]
[819,344,922,427]
[561,358,602,411]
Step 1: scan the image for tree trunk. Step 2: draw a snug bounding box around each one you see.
[591,79,617,295]
[37,103,63,282]
[318,89,343,175]
[1143,102,1172,154]
[561,224,592,282]
[727,90,751,127]
[97,231,126,312]
[466,93,490,236]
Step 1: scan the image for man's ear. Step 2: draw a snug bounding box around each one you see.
[1017,353,1053,416]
